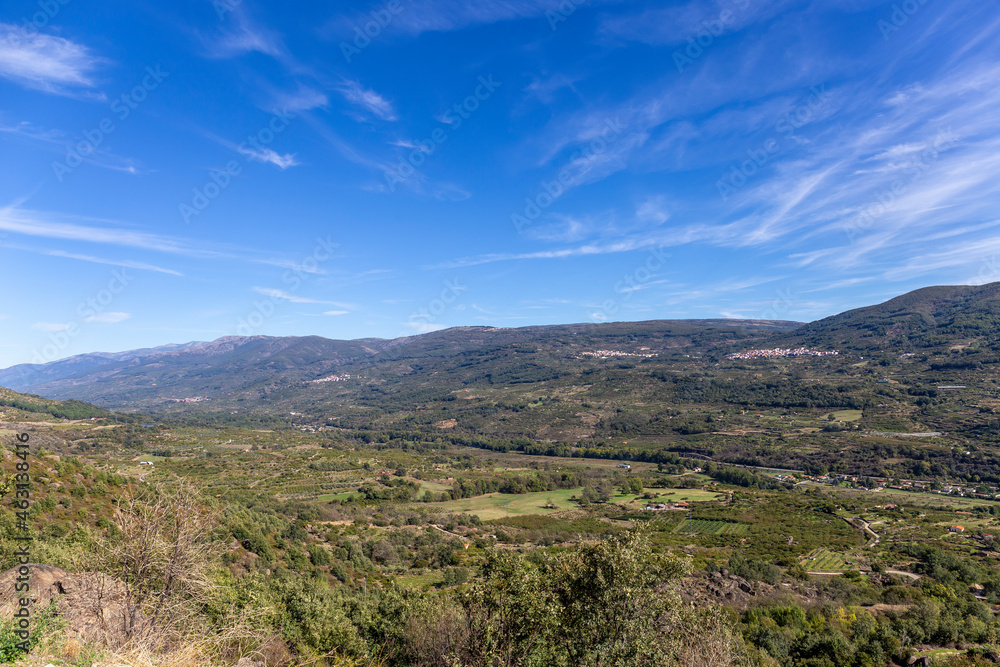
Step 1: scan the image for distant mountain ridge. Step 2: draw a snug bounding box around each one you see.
[0,319,800,408]
[5,281,1000,412]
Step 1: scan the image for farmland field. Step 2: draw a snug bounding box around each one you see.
[675,519,748,535]
[431,488,583,520]
[651,489,727,502]
[801,548,852,572]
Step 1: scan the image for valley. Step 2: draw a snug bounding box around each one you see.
[4,284,1000,666]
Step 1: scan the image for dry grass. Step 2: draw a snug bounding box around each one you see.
[92,639,216,666]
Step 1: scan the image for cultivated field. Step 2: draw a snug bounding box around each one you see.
[801,548,853,572]
[431,488,582,520]
[675,519,748,535]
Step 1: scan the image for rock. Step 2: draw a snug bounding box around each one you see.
[0,563,71,612]
[0,563,150,649]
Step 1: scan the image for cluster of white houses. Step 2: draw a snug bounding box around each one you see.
[581,350,659,359]
[726,347,839,360]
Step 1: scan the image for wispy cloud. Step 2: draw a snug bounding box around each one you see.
[85,312,130,323]
[195,125,300,170]
[32,322,71,332]
[0,24,103,96]
[44,250,183,276]
[272,86,328,113]
[0,121,141,174]
[373,0,603,35]
[238,145,300,169]
[507,28,1000,295]
[436,235,676,268]
[404,321,447,334]
[0,205,309,272]
[597,0,800,46]
[0,206,201,255]
[253,287,353,308]
[337,80,397,121]
[0,121,65,144]
[206,11,285,58]
[254,258,330,274]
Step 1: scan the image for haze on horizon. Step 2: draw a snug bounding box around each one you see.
[2,0,999,368]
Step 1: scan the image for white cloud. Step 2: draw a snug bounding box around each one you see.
[0,121,141,174]
[323,310,350,316]
[237,145,300,169]
[404,321,447,333]
[597,0,799,46]
[436,235,675,268]
[635,197,670,225]
[85,312,130,323]
[273,87,328,113]
[208,12,284,58]
[377,0,617,35]
[198,126,300,170]
[337,80,397,121]
[255,258,330,274]
[32,322,70,332]
[253,287,352,307]
[0,24,102,95]
[45,250,183,276]
[0,206,199,255]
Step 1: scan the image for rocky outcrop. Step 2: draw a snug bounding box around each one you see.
[0,563,150,647]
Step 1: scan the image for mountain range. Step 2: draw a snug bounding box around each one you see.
[4,282,1000,417]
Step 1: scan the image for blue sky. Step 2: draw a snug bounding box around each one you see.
[2,0,999,367]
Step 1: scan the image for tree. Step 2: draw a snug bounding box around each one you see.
[460,528,754,666]
[91,481,219,648]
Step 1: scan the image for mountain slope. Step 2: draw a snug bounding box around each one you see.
[778,282,1000,351]
[0,385,108,421]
